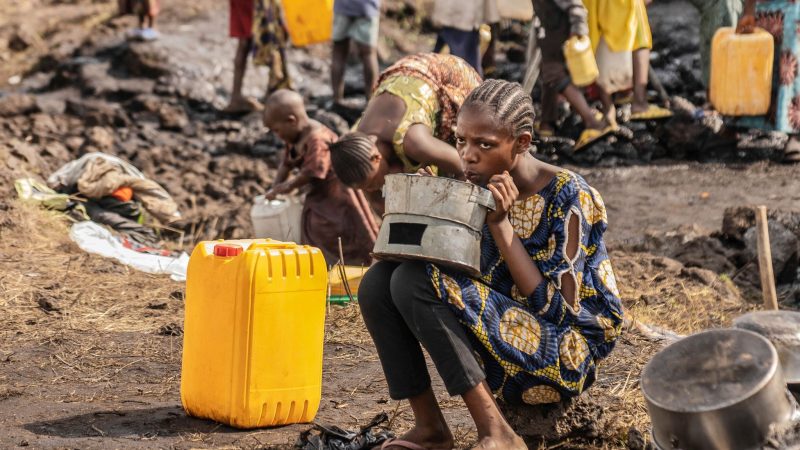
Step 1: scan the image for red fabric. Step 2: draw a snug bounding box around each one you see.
[229,0,254,38]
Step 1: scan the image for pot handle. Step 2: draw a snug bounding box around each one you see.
[470,188,496,211]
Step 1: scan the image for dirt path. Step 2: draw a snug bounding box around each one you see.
[1,1,798,449]
[582,162,800,246]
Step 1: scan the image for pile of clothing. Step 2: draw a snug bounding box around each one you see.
[15,152,188,280]
[46,152,181,245]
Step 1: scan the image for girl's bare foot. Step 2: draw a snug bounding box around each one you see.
[383,423,454,450]
[470,432,526,449]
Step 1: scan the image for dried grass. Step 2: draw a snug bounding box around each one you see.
[0,203,762,449]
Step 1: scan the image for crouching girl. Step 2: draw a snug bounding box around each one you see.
[358,79,624,450]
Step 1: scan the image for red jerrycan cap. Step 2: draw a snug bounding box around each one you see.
[214,243,243,257]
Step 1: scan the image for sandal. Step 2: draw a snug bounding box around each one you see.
[630,104,673,121]
[381,438,427,450]
[784,137,800,163]
[614,92,634,106]
[574,123,618,152]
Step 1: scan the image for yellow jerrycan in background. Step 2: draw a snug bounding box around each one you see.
[181,239,327,429]
[563,35,599,87]
[282,0,334,47]
[710,27,774,116]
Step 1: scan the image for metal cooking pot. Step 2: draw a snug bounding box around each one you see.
[372,174,495,276]
[641,328,794,450]
[734,310,800,391]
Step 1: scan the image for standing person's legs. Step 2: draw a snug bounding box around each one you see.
[229,38,255,109]
[385,262,524,450]
[438,27,482,76]
[631,47,649,113]
[353,15,380,98]
[541,60,605,131]
[226,0,261,112]
[481,23,500,77]
[331,14,352,104]
[145,0,159,28]
[356,42,378,98]
[257,0,293,94]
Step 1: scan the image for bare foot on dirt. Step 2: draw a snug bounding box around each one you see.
[383,424,454,450]
[470,433,526,449]
[222,96,263,114]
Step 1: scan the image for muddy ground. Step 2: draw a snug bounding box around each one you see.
[0,0,798,449]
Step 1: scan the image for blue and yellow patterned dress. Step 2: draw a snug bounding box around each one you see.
[427,170,624,405]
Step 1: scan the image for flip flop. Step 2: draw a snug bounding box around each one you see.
[630,104,673,121]
[574,124,618,152]
[380,438,427,450]
[614,92,634,106]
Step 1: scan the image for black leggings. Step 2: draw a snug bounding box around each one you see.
[358,261,485,400]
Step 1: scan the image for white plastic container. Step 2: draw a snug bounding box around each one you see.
[250,195,303,243]
[596,37,633,94]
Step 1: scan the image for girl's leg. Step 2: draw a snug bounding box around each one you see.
[562,84,606,130]
[226,38,252,110]
[331,39,350,104]
[388,262,523,449]
[597,85,617,125]
[464,382,526,450]
[632,47,650,113]
[359,261,453,449]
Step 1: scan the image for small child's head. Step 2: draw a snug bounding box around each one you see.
[456,79,534,187]
[328,132,384,191]
[262,89,308,144]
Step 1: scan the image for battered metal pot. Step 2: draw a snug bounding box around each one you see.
[372,174,495,276]
[734,310,800,391]
[641,328,794,450]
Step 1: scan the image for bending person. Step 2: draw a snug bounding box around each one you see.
[328,53,482,213]
[263,90,378,266]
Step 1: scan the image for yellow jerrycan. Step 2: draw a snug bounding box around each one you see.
[282,0,334,47]
[563,35,599,87]
[710,27,774,116]
[181,239,327,429]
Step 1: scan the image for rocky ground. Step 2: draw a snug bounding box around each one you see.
[1,0,799,449]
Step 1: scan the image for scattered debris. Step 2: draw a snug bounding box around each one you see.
[296,413,394,450]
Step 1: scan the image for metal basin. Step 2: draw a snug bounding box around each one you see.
[734,310,800,391]
[641,328,794,450]
[373,174,495,276]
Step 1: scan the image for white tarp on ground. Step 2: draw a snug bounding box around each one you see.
[69,221,189,281]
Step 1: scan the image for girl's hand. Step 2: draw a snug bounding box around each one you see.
[737,14,755,34]
[265,182,291,200]
[486,171,518,225]
[416,165,436,177]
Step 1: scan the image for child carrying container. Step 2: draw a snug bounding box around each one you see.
[358,80,623,449]
[533,0,617,150]
[262,89,378,266]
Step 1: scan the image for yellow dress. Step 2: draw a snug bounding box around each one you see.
[363,53,482,173]
[584,0,652,52]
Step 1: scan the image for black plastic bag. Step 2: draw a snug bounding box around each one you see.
[296,412,395,450]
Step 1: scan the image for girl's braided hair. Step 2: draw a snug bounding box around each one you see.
[461,79,534,138]
[328,131,376,187]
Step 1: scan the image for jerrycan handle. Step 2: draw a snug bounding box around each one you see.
[248,239,299,250]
